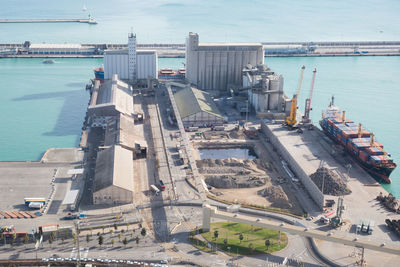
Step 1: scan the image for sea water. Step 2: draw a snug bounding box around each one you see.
[0,0,400,43]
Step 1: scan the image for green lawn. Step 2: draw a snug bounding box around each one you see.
[200,222,287,255]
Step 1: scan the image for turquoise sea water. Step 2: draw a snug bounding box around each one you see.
[1,0,400,43]
[0,1,399,196]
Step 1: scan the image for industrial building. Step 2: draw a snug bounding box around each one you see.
[185,32,264,92]
[27,43,97,55]
[93,145,134,205]
[88,74,133,120]
[242,64,285,116]
[104,114,147,158]
[174,85,224,127]
[104,32,158,81]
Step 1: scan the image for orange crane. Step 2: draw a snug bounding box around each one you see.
[286,65,305,127]
[302,68,317,124]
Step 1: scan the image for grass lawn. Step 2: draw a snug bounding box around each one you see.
[200,222,287,255]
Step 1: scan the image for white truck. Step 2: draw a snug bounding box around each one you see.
[150,184,160,195]
[368,220,375,235]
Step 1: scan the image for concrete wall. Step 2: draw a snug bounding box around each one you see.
[104,53,129,80]
[137,53,158,79]
[260,121,324,210]
[93,186,133,205]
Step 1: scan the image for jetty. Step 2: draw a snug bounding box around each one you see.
[0,19,97,24]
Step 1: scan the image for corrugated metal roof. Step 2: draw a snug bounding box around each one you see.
[94,145,133,192]
[30,43,82,49]
[174,87,223,119]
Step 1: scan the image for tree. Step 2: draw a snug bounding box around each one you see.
[11,233,17,247]
[110,229,114,236]
[265,239,271,251]
[223,238,228,247]
[121,229,125,234]
[116,213,120,222]
[213,230,219,240]
[51,231,56,242]
[126,223,130,232]
[98,235,104,247]
[101,225,105,234]
[65,229,70,238]
[248,243,254,253]
[123,237,128,248]
[141,228,146,237]
[117,233,122,242]
[61,236,65,244]
[86,234,90,244]
[111,239,115,247]
[24,235,29,248]
[114,223,118,231]
[97,232,100,236]
[48,237,53,248]
[239,233,244,244]
[135,236,140,245]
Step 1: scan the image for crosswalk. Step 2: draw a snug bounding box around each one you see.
[70,247,89,258]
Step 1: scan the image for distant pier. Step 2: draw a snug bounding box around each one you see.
[0,19,97,24]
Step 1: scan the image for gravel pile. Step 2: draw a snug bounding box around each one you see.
[310,167,351,196]
[205,175,266,189]
[261,186,292,209]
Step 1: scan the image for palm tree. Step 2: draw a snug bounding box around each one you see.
[111,239,115,247]
[110,229,114,236]
[123,237,128,248]
[265,239,271,251]
[213,230,219,240]
[141,228,146,237]
[118,233,122,242]
[135,236,139,245]
[239,233,244,244]
[86,234,90,244]
[114,223,118,231]
[98,235,103,247]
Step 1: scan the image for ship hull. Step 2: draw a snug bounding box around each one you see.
[320,121,394,184]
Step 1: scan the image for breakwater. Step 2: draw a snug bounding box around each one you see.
[0,19,97,24]
[1,41,400,58]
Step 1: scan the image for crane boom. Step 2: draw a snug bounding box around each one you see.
[303,68,317,123]
[286,65,305,127]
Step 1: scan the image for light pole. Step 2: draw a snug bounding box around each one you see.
[75,221,81,266]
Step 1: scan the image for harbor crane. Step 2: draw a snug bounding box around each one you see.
[302,68,317,124]
[285,65,305,127]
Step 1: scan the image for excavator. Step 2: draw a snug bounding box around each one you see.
[285,65,305,127]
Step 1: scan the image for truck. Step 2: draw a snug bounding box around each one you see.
[178,150,184,165]
[361,220,369,233]
[150,184,160,195]
[356,219,362,233]
[159,180,166,191]
[29,202,43,209]
[24,198,46,206]
[368,220,375,235]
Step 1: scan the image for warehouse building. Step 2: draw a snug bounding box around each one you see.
[242,64,285,116]
[27,43,97,55]
[104,32,158,81]
[88,74,133,121]
[104,114,147,158]
[93,145,133,205]
[185,32,264,92]
[174,85,224,127]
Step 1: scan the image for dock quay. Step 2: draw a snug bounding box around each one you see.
[0,18,97,24]
[1,41,400,58]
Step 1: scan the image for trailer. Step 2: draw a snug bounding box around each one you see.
[150,184,160,195]
[368,220,375,234]
[24,198,46,205]
[29,202,43,209]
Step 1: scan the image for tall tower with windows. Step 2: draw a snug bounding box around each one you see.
[128,31,137,81]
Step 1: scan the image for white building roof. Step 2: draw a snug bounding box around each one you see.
[30,43,82,49]
[67,169,84,175]
[62,190,79,205]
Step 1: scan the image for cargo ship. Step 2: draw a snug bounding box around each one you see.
[93,67,104,82]
[320,97,396,183]
[158,68,185,80]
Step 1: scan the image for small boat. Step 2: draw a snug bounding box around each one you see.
[42,59,55,64]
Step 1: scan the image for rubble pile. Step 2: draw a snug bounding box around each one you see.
[310,167,351,196]
[260,186,292,209]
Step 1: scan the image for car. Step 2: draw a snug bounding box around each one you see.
[48,258,55,262]
[160,259,168,264]
[71,258,77,262]
[41,258,48,262]
[306,216,314,221]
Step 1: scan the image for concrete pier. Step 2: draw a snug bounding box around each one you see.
[0,19,97,24]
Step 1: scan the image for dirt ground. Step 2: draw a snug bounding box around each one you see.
[191,129,304,215]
